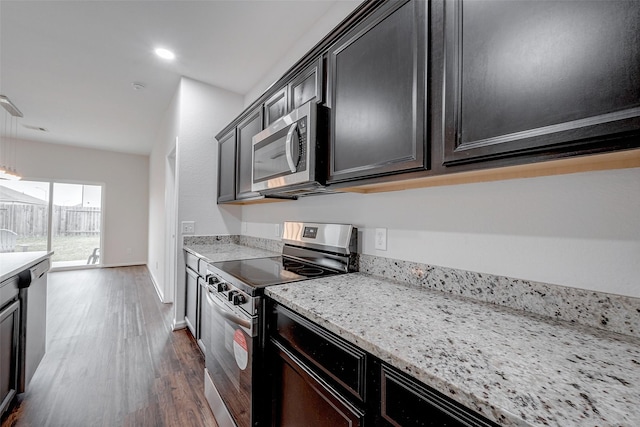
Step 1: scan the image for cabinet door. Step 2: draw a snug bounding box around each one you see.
[264,87,288,126]
[196,278,206,354]
[236,107,263,200]
[0,300,19,418]
[185,267,198,338]
[442,0,640,166]
[327,0,427,183]
[217,129,236,203]
[289,58,323,110]
[379,363,499,427]
[270,340,364,427]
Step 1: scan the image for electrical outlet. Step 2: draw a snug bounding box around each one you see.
[274,223,280,237]
[182,221,195,234]
[126,247,132,255]
[375,228,387,251]
[242,221,248,233]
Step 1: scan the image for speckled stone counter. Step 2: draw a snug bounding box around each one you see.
[266,273,640,427]
[183,242,278,264]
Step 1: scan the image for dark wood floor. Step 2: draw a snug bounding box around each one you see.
[1,266,218,427]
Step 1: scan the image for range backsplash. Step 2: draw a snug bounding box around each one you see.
[184,235,639,338]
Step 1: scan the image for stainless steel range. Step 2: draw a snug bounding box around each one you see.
[202,222,357,427]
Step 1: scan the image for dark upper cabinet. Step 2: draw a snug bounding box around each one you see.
[442,0,640,166]
[289,58,323,110]
[264,87,288,126]
[217,129,236,203]
[235,107,263,200]
[327,0,427,183]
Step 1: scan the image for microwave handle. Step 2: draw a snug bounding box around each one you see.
[284,122,298,173]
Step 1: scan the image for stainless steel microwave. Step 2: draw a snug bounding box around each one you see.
[251,101,328,197]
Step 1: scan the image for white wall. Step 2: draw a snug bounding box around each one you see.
[148,88,181,301]
[177,78,243,238]
[243,0,363,107]
[241,167,640,298]
[14,138,149,266]
[148,76,244,327]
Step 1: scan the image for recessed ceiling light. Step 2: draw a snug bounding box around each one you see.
[154,47,175,60]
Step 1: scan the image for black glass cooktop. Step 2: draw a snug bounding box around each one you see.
[210,256,337,290]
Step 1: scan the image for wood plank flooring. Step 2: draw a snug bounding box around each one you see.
[1,266,218,427]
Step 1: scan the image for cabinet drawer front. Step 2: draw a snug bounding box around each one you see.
[381,364,498,427]
[272,303,367,402]
[272,339,364,427]
[184,251,200,272]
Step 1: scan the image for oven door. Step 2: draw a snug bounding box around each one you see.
[251,101,315,193]
[204,286,257,427]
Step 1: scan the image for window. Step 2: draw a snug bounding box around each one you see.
[0,180,103,268]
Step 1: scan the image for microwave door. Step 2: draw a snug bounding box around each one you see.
[253,133,291,181]
[251,101,315,194]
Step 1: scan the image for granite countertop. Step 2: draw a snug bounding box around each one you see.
[266,273,640,427]
[184,243,278,264]
[0,251,53,282]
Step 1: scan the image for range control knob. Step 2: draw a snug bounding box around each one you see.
[227,290,238,302]
[232,293,246,306]
[217,282,228,293]
[207,275,219,285]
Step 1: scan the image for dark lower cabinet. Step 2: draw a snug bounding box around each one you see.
[441,0,640,166]
[379,363,499,427]
[271,340,365,427]
[268,302,367,426]
[272,302,367,402]
[266,300,501,427]
[185,266,198,338]
[0,295,19,418]
[327,0,427,183]
[217,129,237,203]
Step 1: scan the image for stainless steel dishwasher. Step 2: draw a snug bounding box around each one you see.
[17,258,50,392]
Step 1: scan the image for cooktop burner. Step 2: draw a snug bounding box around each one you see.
[210,256,338,291]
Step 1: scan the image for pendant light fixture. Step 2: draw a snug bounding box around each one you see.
[0,95,22,180]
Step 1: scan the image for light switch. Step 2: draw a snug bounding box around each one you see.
[182,221,195,234]
[375,228,387,251]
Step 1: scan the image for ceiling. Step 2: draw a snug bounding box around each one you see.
[0,0,357,155]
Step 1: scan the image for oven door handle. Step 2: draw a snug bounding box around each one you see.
[284,122,298,173]
[206,286,255,337]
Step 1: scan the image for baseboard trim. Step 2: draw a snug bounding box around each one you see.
[146,266,167,303]
[101,262,146,268]
[172,319,187,331]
